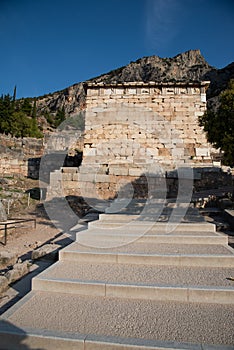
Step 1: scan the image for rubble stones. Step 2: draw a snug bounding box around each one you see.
[5,261,30,284]
[0,252,17,269]
[31,244,61,261]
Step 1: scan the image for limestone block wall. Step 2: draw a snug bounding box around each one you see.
[62,81,216,199]
[0,134,44,177]
[84,81,213,163]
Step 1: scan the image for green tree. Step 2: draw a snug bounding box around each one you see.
[43,111,54,126]
[13,86,17,102]
[10,111,43,138]
[21,98,32,115]
[199,79,234,166]
[30,98,43,137]
[0,91,43,138]
[0,94,14,134]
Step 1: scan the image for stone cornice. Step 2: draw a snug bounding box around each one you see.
[85,81,210,89]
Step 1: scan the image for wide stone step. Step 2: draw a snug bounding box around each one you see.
[32,260,234,304]
[61,240,233,256]
[76,228,228,245]
[88,220,216,233]
[60,251,234,268]
[59,242,234,268]
[1,291,233,349]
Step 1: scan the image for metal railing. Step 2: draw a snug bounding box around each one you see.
[0,218,36,245]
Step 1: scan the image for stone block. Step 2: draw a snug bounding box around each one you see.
[72,173,79,181]
[201,93,206,102]
[62,173,73,181]
[95,174,110,183]
[0,252,17,269]
[213,161,221,167]
[109,166,129,176]
[79,165,99,174]
[5,261,30,284]
[64,180,79,190]
[133,157,147,164]
[0,276,8,293]
[158,148,171,157]
[78,173,96,182]
[172,148,185,157]
[62,167,78,174]
[31,244,60,261]
[195,148,210,157]
[83,147,96,157]
[92,107,106,112]
[129,167,144,177]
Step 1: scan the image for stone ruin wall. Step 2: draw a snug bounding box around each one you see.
[0,131,83,180]
[58,81,220,200]
[0,134,44,178]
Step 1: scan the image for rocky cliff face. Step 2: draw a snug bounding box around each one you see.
[92,49,212,84]
[36,49,234,118]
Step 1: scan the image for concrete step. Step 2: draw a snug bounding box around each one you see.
[76,228,228,245]
[0,291,233,349]
[88,220,216,233]
[32,260,234,304]
[59,242,234,268]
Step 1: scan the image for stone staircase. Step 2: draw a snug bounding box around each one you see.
[0,201,234,349]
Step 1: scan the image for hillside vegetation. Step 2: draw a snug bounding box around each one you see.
[0,91,42,138]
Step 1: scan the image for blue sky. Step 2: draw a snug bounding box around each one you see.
[0,0,233,98]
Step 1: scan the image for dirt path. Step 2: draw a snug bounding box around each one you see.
[0,204,72,260]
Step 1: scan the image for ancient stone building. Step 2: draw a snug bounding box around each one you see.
[83,81,212,164]
[53,81,219,200]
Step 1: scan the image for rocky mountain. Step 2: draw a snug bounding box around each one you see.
[91,49,212,84]
[36,49,234,119]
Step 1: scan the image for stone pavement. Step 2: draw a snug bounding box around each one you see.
[0,200,234,349]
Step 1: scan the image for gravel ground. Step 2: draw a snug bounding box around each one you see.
[41,261,234,288]
[64,241,234,255]
[7,291,234,346]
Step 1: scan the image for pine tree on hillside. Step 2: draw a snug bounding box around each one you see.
[0,92,43,138]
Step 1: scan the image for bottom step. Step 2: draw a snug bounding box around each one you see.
[1,291,234,349]
[1,325,234,350]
